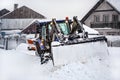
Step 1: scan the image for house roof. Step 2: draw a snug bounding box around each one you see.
[0,9,10,17]
[0,6,46,19]
[81,0,120,23]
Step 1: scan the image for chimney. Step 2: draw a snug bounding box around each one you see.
[14,4,18,10]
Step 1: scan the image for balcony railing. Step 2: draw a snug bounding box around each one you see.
[90,21,120,29]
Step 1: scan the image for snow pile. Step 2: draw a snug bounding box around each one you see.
[0,48,53,80]
[50,58,110,80]
[16,43,36,56]
[108,47,120,80]
[0,43,113,80]
[106,36,120,42]
[83,24,99,34]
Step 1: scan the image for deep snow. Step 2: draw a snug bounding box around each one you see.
[0,43,120,80]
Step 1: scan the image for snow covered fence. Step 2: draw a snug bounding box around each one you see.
[0,34,26,50]
[106,36,120,47]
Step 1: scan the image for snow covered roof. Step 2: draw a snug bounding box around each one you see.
[0,6,46,19]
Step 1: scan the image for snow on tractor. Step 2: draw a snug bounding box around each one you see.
[35,16,108,66]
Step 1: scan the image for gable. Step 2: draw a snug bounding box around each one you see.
[96,1,113,10]
[0,6,46,19]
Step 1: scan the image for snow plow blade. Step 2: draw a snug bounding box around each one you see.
[52,36,109,66]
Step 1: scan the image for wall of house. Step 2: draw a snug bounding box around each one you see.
[84,1,120,27]
[85,11,119,27]
[96,1,120,22]
[0,19,34,30]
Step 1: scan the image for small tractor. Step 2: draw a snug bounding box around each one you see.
[34,16,108,66]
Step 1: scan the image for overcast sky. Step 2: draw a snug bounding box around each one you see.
[0,0,120,19]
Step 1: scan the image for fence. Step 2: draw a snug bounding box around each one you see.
[106,36,120,47]
[107,40,120,47]
[0,34,26,50]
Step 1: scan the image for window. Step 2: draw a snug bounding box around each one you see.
[58,23,70,35]
[94,15,100,22]
[103,14,109,22]
[112,15,118,22]
[42,26,46,40]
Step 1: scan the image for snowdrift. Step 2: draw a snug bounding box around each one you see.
[1,43,119,80]
[83,24,99,34]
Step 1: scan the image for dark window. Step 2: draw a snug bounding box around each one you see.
[103,14,109,22]
[112,15,118,22]
[94,15,100,22]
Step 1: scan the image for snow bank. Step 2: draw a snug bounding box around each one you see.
[108,47,120,80]
[1,43,119,80]
[16,43,36,56]
[106,36,120,42]
[50,58,110,80]
[0,46,53,80]
[0,47,111,80]
[83,24,99,34]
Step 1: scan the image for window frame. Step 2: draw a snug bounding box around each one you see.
[112,15,118,22]
[94,15,100,22]
[103,14,109,22]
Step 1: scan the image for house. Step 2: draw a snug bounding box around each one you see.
[0,4,46,32]
[81,0,120,35]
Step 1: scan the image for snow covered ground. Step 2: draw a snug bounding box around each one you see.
[109,47,120,80]
[0,43,120,80]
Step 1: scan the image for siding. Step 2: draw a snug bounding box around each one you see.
[0,19,34,30]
